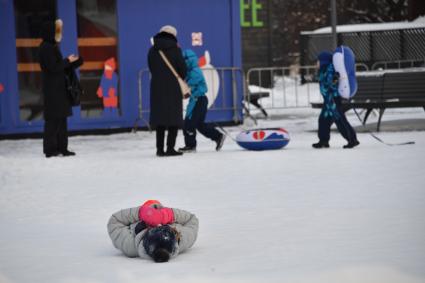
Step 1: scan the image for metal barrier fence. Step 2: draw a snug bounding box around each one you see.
[245,64,369,115]
[245,58,425,120]
[134,67,245,131]
[246,66,317,111]
[136,59,422,125]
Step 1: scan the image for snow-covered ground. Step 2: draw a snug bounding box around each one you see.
[1,108,425,283]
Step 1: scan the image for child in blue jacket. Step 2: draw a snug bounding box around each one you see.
[178,49,225,152]
[312,51,359,149]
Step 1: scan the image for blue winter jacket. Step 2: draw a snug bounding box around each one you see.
[318,63,340,118]
[183,49,208,119]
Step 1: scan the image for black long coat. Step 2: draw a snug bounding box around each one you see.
[148,32,187,128]
[38,22,83,120]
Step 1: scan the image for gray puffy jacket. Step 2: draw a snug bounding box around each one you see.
[107,206,199,259]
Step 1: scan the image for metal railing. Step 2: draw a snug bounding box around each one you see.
[134,67,245,131]
[371,58,425,70]
[245,64,370,117]
[356,63,370,71]
[245,59,425,122]
[246,65,318,110]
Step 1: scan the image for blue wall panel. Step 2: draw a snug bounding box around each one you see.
[0,0,242,136]
[0,0,20,132]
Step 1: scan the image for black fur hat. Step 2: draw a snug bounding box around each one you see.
[143,225,177,263]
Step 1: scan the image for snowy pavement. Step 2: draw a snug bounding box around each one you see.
[1,108,425,283]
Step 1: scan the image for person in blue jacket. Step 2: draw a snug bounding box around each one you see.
[178,49,225,152]
[312,51,359,149]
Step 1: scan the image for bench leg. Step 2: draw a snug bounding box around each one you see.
[363,108,373,125]
[243,103,258,125]
[243,102,251,117]
[250,99,268,118]
[377,108,385,132]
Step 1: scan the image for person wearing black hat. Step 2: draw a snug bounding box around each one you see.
[38,19,83,158]
[142,225,178,262]
[312,51,359,149]
[107,202,198,263]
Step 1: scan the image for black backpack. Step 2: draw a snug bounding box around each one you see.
[65,68,84,106]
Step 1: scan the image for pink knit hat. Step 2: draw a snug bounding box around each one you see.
[139,200,174,227]
[142,199,162,208]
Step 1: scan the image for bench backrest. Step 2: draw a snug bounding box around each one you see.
[353,75,384,101]
[382,71,425,101]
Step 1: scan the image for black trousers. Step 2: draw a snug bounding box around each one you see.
[156,126,178,152]
[318,97,357,143]
[43,118,68,154]
[184,96,221,148]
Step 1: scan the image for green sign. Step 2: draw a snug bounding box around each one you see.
[240,0,264,27]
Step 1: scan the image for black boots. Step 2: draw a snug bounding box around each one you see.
[61,150,76,156]
[45,151,60,158]
[178,134,225,153]
[312,141,330,149]
[343,140,360,149]
[312,140,360,149]
[165,148,183,156]
[215,134,226,151]
[157,148,183,157]
[45,150,76,158]
[178,146,196,153]
[156,150,166,157]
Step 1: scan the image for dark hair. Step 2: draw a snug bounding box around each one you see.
[152,248,171,263]
[143,225,177,263]
[40,21,56,43]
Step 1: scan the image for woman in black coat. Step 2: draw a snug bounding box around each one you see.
[38,19,83,158]
[148,25,187,156]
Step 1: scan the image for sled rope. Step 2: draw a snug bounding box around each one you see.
[214,123,237,142]
[351,107,415,146]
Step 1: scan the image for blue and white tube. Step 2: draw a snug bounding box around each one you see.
[332,45,358,99]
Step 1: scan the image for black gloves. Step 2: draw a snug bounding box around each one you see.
[135,221,147,235]
[333,72,340,84]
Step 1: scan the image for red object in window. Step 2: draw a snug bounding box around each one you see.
[0,83,4,93]
[97,87,103,98]
[98,57,119,108]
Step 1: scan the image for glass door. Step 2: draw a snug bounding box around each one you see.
[76,0,120,119]
[14,0,57,122]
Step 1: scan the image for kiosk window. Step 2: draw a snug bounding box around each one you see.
[77,0,119,118]
[14,0,56,121]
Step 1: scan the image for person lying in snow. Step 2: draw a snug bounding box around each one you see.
[107,200,199,263]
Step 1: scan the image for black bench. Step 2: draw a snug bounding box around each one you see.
[311,69,425,131]
[243,91,270,120]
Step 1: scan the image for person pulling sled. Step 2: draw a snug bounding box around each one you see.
[312,51,360,149]
[178,49,225,153]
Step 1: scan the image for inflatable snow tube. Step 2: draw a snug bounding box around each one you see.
[332,45,357,99]
[236,128,290,151]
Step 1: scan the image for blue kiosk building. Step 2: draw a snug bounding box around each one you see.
[0,0,243,136]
